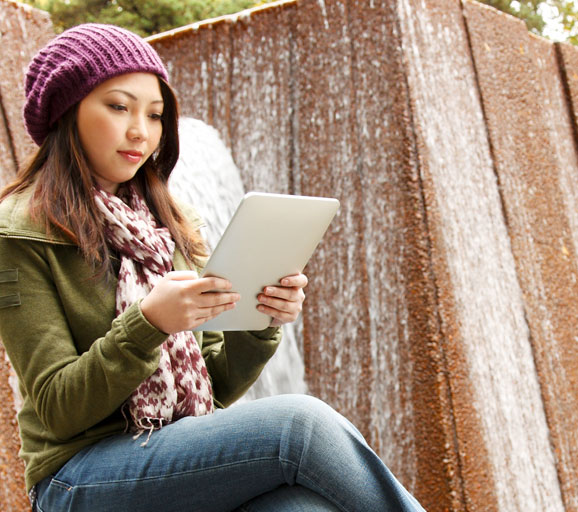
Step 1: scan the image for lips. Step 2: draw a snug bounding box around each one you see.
[118,150,144,163]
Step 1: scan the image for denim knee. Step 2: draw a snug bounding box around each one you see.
[270,395,369,478]
[278,394,364,441]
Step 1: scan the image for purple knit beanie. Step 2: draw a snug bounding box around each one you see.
[24,23,169,146]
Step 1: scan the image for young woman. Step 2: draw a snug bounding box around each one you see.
[0,24,426,512]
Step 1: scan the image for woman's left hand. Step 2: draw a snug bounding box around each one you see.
[257,273,308,327]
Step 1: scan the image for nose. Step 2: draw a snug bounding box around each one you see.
[127,114,148,142]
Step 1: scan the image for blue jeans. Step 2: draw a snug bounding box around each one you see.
[35,394,426,511]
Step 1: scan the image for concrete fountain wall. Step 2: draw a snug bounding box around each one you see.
[0,3,54,510]
[1,0,578,510]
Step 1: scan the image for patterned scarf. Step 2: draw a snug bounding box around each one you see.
[94,184,214,441]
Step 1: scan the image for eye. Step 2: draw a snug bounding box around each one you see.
[108,104,127,112]
[150,113,163,121]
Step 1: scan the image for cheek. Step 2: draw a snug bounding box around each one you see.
[80,117,120,159]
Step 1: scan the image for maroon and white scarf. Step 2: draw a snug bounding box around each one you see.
[94,184,214,440]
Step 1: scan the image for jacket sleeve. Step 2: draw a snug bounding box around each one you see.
[0,237,167,441]
[201,327,282,407]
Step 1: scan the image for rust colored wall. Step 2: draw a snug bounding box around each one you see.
[2,0,578,510]
[463,3,578,509]
[0,3,54,510]
[0,349,27,511]
[151,1,578,510]
[0,0,53,178]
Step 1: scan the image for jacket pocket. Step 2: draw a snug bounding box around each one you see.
[0,269,20,308]
[0,269,18,283]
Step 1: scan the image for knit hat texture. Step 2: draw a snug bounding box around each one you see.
[24,23,169,146]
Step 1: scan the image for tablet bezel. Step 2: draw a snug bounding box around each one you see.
[194,192,339,331]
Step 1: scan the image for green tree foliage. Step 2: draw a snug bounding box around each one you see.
[22,0,274,36]
[479,0,578,44]
[23,0,578,43]
[556,0,578,44]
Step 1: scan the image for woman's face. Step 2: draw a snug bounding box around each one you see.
[76,72,164,194]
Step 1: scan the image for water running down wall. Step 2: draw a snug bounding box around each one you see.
[0,4,54,509]
[168,118,307,402]
[1,0,578,510]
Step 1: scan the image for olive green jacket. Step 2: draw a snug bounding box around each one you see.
[0,185,281,492]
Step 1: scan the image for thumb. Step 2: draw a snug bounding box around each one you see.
[166,270,199,281]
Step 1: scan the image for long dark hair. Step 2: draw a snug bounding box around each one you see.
[1,77,207,276]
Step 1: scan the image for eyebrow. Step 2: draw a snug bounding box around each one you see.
[106,89,164,104]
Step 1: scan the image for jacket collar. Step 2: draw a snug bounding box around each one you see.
[0,184,73,245]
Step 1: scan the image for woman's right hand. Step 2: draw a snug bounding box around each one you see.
[140,271,240,334]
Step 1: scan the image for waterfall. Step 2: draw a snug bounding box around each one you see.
[169,117,307,400]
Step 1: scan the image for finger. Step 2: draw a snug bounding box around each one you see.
[164,271,234,292]
[257,293,303,316]
[201,277,234,292]
[181,276,233,293]
[166,270,200,281]
[198,291,241,308]
[201,301,237,318]
[257,303,297,326]
[191,302,237,329]
[261,286,291,301]
[261,286,305,302]
[279,273,308,289]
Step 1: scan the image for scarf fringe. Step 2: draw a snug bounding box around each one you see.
[122,403,166,447]
[132,417,166,447]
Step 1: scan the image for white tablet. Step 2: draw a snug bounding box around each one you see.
[195,192,340,331]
